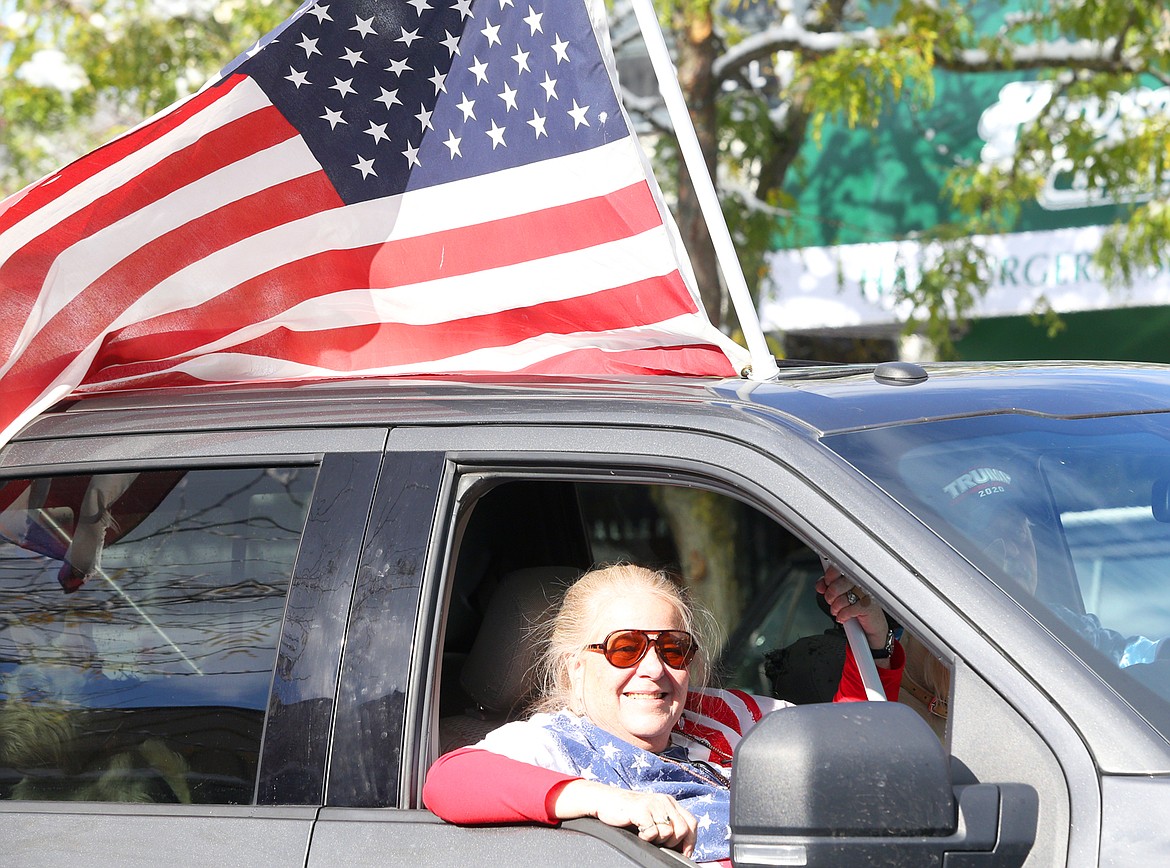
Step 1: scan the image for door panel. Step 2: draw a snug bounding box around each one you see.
[0,429,386,863]
[1,804,317,867]
[384,424,1088,864]
[308,809,680,867]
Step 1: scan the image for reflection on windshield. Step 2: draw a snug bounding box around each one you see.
[825,415,1170,729]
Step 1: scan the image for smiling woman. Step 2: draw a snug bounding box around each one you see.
[533,567,711,754]
[422,564,903,864]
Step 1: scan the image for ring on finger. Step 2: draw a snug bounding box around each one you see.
[846,590,859,605]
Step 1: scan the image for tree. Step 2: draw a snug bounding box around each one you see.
[0,0,293,193]
[626,0,1170,356]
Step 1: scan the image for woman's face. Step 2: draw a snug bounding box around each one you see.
[570,591,690,753]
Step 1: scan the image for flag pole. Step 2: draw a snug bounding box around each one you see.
[843,618,889,702]
[36,508,205,676]
[820,555,887,700]
[628,0,779,381]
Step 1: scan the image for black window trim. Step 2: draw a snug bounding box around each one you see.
[256,449,385,805]
[402,451,918,805]
[325,450,446,809]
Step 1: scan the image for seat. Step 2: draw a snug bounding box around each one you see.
[437,566,578,754]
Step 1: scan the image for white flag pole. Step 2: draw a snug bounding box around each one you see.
[818,555,888,701]
[843,618,889,702]
[629,0,779,381]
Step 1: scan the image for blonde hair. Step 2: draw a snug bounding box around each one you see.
[530,564,716,714]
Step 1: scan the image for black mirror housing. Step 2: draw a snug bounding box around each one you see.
[730,702,1036,867]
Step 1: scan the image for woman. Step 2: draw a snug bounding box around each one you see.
[423,564,903,863]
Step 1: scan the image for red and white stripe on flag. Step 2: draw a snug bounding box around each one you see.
[0,0,747,446]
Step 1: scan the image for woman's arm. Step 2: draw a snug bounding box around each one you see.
[424,748,698,857]
[834,640,904,702]
[423,747,576,824]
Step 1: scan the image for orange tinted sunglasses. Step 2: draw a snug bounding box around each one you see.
[584,629,697,670]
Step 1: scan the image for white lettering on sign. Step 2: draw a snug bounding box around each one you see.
[978,81,1170,211]
[760,223,1170,331]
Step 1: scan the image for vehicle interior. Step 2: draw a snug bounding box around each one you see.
[434,476,950,759]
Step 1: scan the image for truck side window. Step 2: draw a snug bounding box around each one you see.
[437,475,949,760]
[0,466,316,804]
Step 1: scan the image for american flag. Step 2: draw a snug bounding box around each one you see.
[485,708,734,862]
[478,689,787,862]
[0,0,748,445]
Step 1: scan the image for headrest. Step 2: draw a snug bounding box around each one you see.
[460,566,577,717]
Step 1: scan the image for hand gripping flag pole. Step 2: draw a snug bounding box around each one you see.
[820,554,888,702]
[629,0,779,382]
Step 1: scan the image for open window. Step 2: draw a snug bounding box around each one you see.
[430,472,951,758]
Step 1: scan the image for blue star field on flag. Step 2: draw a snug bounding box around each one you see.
[544,711,732,862]
[222,0,629,204]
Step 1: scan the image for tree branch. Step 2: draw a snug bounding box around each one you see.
[621,87,674,137]
[715,23,1143,82]
[722,180,791,219]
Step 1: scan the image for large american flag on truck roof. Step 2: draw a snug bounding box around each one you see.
[0,0,748,446]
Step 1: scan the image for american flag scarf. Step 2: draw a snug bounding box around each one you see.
[543,711,731,862]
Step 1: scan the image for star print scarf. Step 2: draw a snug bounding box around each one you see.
[542,711,731,863]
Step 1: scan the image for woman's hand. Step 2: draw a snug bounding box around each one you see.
[816,564,891,664]
[553,779,697,857]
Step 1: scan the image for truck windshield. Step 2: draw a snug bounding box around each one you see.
[825,412,1170,734]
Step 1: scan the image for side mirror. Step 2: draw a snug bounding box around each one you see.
[730,702,1037,867]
